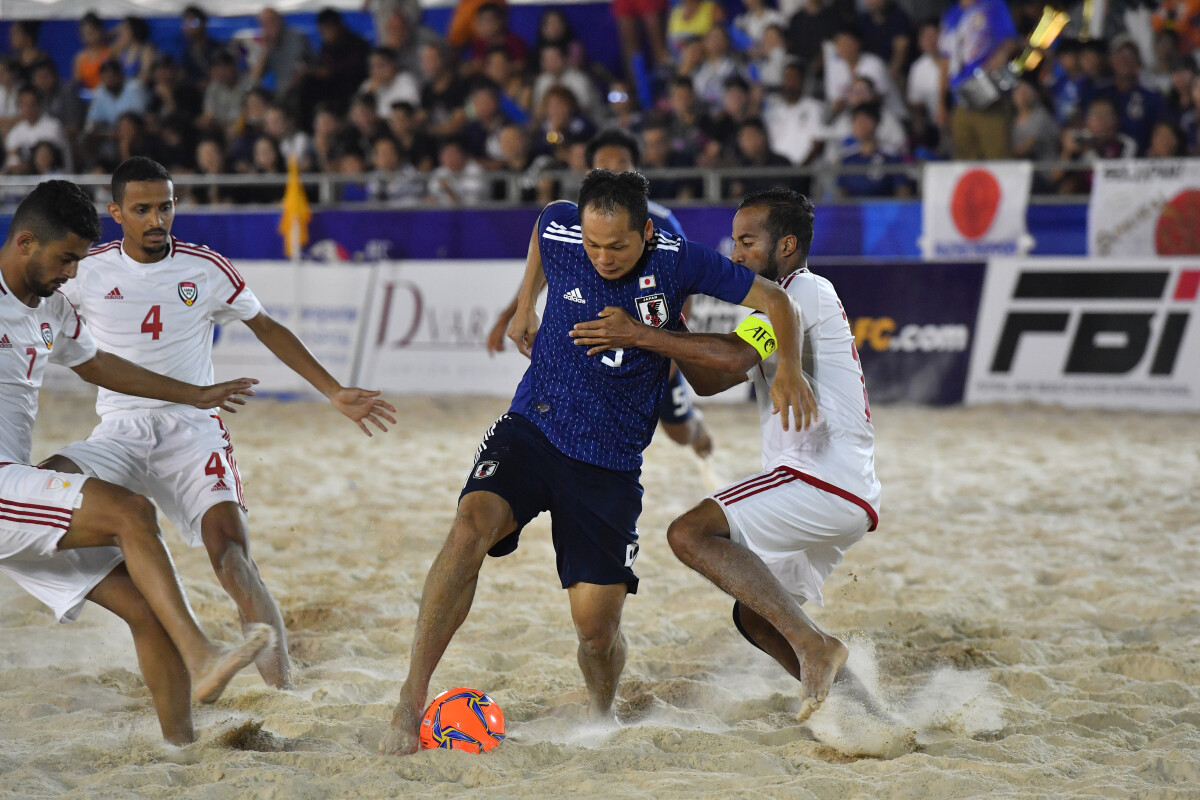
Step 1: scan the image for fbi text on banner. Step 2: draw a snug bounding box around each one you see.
[965,257,1200,411]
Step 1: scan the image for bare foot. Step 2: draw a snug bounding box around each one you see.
[796,636,850,723]
[379,694,423,756]
[194,624,275,704]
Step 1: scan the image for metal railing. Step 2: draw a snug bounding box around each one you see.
[0,159,1112,209]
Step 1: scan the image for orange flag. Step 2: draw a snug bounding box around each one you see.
[278,155,311,260]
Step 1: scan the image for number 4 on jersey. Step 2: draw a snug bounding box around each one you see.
[141,305,163,340]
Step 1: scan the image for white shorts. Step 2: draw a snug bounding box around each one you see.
[711,467,872,607]
[0,464,124,622]
[57,409,246,547]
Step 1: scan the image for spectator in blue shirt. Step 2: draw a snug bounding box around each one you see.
[1094,33,1167,155]
[937,0,1019,159]
[1048,38,1095,127]
[838,102,912,198]
[85,59,149,133]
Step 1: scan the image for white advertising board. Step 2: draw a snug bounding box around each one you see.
[966,258,1200,411]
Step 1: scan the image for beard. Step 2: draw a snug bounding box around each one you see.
[26,255,61,297]
[758,250,781,283]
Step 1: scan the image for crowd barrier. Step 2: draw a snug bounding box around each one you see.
[190,258,1198,412]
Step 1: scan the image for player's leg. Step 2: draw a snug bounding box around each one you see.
[199,502,291,690]
[666,497,847,720]
[37,454,84,474]
[382,490,518,755]
[567,582,628,722]
[86,564,194,744]
[56,478,272,704]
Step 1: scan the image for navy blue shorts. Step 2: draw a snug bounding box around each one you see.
[658,367,694,425]
[460,413,642,593]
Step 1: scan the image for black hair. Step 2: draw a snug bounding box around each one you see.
[738,117,768,135]
[586,128,640,168]
[183,5,208,23]
[7,180,101,245]
[389,100,416,114]
[577,169,649,232]
[80,12,104,31]
[111,156,172,206]
[12,20,42,41]
[477,2,506,19]
[850,101,882,123]
[835,23,863,43]
[736,188,816,264]
[372,46,399,61]
[723,74,750,93]
[316,8,343,27]
[125,16,151,43]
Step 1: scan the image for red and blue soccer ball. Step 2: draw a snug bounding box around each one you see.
[419,688,506,753]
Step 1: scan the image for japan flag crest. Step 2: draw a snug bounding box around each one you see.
[639,275,656,289]
[178,281,198,306]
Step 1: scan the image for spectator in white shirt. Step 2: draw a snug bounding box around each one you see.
[906,19,942,124]
[361,46,420,117]
[264,103,313,170]
[824,25,907,123]
[734,0,785,51]
[532,44,597,113]
[693,25,746,110]
[5,86,73,173]
[763,61,829,166]
[827,74,910,161]
[427,137,486,206]
[753,24,791,91]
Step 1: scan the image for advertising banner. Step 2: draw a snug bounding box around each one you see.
[686,262,986,405]
[210,263,372,394]
[1088,159,1200,257]
[920,161,1034,260]
[355,260,535,396]
[966,258,1200,411]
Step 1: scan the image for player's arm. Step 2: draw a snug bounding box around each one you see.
[506,211,550,358]
[486,218,546,356]
[736,275,817,430]
[72,350,257,413]
[241,310,397,436]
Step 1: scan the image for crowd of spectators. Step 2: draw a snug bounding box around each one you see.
[2,0,1199,207]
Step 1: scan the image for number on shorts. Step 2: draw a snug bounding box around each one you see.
[624,543,639,567]
[204,452,226,479]
[24,347,37,380]
[141,305,163,340]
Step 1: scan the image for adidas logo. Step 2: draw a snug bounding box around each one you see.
[211,479,230,492]
[563,288,586,304]
[0,334,10,349]
[105,287,124,300]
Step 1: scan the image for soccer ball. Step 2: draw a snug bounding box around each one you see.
[419,687,506,753]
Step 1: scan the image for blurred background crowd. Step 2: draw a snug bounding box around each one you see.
[1,0,1198,206]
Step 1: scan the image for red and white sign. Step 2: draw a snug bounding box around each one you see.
[1088,159,1200,257]
[966,257,1200,412]
[920,162,1034,260]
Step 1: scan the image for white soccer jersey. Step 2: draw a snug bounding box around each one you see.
[65,237,262,418]
[0,272,97,464]
[746,269,881,528]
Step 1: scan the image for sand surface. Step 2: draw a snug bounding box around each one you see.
[2,395,1198,799]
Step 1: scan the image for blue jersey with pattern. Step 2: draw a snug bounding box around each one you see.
[510,200,754,470]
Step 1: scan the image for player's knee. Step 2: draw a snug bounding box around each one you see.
[665,515,701,564]
[576,619,622,658]
[449,500,513,557]
[115,494,162,545]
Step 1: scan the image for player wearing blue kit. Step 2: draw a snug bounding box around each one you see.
[486,128,715,461]
[382,171,817,755]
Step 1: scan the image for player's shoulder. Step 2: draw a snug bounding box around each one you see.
[168,237,244,287]
[539,200,580,237]
[647,200,684,237]
[83,239,122,264]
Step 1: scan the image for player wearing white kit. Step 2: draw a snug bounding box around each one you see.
[40,158,397,691]
[0,180,272,744]
[570,188,879,722]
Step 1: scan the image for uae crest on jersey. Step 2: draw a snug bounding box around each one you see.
[40,322,53,349]
[635,293,668,328]
[178,281,198,306]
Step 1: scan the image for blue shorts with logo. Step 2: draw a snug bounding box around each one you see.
[460,413,641,593]
[658,368,694,425]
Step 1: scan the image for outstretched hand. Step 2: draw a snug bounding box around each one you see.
[569,306,643,355]
[770,361,819,431]
[332,387,398,436]
[193,378,258,413]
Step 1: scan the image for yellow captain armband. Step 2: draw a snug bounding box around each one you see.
[733,315,777,361]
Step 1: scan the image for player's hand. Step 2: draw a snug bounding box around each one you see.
[770,361,818,431]
[570,306,642,355]
[486,306,516,356]
[194,378,258,413]
[507,304,540,358]
[331,387,398,437]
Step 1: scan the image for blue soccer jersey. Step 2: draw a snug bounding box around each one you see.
[509,200,754,470]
